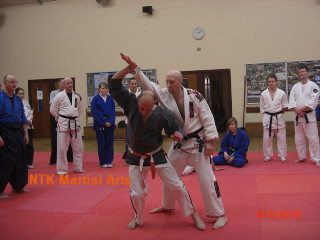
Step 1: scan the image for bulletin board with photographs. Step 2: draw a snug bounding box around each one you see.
[86,69,157,108]
[246,60,320,105]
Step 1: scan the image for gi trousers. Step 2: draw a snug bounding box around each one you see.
[162,145,225,218]
[129,162,194,225]
[50,116,73,164]
[263,127,287,159]
[95,128,114,165]
[295,122,320,162]
[56,129,83,173]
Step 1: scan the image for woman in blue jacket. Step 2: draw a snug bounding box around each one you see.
[91,82,115,168]
[213,117,250,168]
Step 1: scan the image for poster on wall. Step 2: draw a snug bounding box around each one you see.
[87,69,157,108]
[246,62,286,104]
[287,60,320,95]
[246,60,320,105]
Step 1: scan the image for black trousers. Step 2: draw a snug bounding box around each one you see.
[26,129,34,166]
[50,116,73,164]
[0,126,28,192]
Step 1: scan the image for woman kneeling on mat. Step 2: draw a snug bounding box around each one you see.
[212,117,250,168]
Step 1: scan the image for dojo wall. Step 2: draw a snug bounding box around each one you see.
[0,0,319,132]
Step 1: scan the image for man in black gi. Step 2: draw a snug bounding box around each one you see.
[109,67,206,230]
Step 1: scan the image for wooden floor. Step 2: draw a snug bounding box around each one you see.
[33,134,297,153]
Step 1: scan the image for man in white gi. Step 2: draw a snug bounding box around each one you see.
[120,53,227,229]
[260,74,288,162]
[288,64,320,167]
[50,77,85,174]
[49,79,73,165]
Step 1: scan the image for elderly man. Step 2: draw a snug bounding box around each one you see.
[50,77,85,175]
[109,68,206,230]
[289,64,320,167]
[49,79,73,165]
[119,54,227,229]
[0,74,29,199]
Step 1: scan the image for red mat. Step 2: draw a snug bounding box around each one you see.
[0,152,319,240]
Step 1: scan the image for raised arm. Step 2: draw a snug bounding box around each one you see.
[120,53,167,106]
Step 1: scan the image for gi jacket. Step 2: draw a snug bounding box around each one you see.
[109,79,182,166]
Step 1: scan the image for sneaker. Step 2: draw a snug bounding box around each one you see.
[316,161,320,167]
[101,164,108,168]
[107,164,113,168]
[57,171,68,175]
[280,157,287,163]
[264,157,271,162]
[27,165,35,169]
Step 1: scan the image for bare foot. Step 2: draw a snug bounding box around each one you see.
[128,218,140,230]
[191,212,206,231]
[294,159,306,163]
[149,206,174,214]
[13,188,30,193]
[213,167,224,171]
[213,216,228,229]
[316,161,320,167]
[74,169,87,173]
[0,193,10,199]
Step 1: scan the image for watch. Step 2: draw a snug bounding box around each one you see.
[192,27,205,40]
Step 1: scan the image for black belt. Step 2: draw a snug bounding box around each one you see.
[295,110,313,126]
[174,127,204,152]
[59,114,78,138]
[265,111,283,137]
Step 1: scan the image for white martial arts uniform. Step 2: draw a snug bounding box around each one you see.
[136,68,225,218]
[50,90,84,174]
[260,88,288,159]
[22,99,34,129]
[288,80,320,163]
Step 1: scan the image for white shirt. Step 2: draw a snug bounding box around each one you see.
[260,88,288,129]
[50,90,83,131]
[288,80,320,123]
[136,68,218,151]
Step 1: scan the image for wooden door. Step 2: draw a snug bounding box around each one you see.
[182,74,198,90]
[181,69,232,132]
[29,81,51,137]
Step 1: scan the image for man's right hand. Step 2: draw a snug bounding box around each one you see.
[0,136,5,147]
[120,53,137,69]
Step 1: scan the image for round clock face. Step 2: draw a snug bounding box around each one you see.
[193,27,205,40]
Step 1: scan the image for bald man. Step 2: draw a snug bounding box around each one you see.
[0,75,29,199]
[119,54,227,230]
[109,70,206,231]
[49,79,73,165]
[50,77,85,175]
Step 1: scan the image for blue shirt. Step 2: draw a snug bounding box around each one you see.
[91,93,115,129]
[0,91,28,124]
